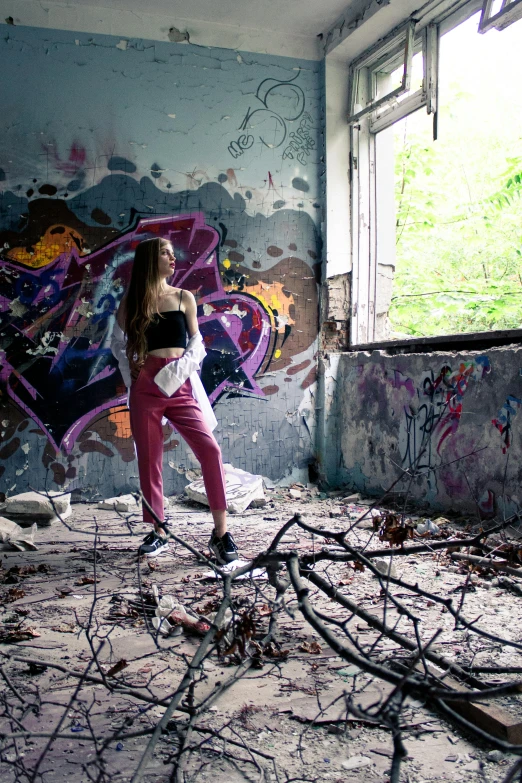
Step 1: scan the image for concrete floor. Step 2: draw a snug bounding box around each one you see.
[0,489,519,781]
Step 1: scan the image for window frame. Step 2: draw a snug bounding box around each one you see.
[347,20,417,126]
[478,0,522,32]
[347,0,522,348]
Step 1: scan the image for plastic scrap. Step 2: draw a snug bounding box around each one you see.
[416,519,440,536]
[185,463,266,513]
[0,516,38,551]
[201,559,267,581]
[151,586,210,636]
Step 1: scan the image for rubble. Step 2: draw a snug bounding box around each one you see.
[0,490,71,526]
[0,490,521,782]
[97,493,139,512]
[0,516,38,551]
[373,557,397,579]
[185,462,266,513]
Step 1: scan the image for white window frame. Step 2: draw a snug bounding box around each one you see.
[478,0,522,32]
[347,20,417,126]
[349,18,440,344]
[348,0,521,347]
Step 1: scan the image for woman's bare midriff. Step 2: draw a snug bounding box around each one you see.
[147,348,186,359]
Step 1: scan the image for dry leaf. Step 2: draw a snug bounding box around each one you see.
[299,641,322,654]
[262,641,289,659]
[75,576,100,586]
[106,659,129,677]
[375,512,415,547]
[5,587,26,602]
[0,626,41,643]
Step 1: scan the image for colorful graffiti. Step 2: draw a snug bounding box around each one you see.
[0,184,320,486]
[0,27,322,491]
[401,358,491,474]
[492,394,522,453]
[0,212,280,454]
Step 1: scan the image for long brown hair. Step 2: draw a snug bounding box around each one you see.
[125,237,166,367]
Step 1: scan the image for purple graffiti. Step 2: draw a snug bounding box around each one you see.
[401,357,491,474]
[0,214,271,453]
[389,369,415,398]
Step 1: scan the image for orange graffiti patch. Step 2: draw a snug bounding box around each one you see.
[107,407,132,439]
[224,281,295,333]
[7,224,85,268]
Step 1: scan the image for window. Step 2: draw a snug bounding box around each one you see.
[349,1,522,344]
[478,0,522,32]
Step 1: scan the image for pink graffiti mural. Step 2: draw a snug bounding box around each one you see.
[0,214,271,454]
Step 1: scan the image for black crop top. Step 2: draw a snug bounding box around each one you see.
[145,311,187,351]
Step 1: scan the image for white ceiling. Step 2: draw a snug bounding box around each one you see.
[1,0,370,59]
[60,0,354,39]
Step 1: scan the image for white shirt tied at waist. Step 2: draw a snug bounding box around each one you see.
[110,322,218,432]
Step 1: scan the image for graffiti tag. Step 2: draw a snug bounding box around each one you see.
[228,71,306,158]
[401,358,491,475]
[282,112,315,166]
[492,394,522,453]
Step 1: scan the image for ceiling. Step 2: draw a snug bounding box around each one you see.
[2,0,370,59]
[59,0,354,40]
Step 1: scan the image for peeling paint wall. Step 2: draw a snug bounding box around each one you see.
[0,25,322,497]
[328,347,522,515]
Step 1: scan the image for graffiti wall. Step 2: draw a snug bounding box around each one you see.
[327,348,522,515]
[0,25,322,496]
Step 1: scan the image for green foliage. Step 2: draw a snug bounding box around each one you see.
[389,100,522,338]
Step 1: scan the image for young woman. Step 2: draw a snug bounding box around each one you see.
[111,236,238,563]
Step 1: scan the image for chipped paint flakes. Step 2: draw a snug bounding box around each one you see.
[9,297,27,317]
[76,300,94,318]
[26,331,60,356]
[116,40,128,51]
[224,304,247,319]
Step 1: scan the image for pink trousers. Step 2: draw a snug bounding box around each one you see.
[129,356,227,524]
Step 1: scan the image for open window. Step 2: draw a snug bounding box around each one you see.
[478,0,522,32]
[348,21,438,134]
[347,21,417,125]
[349,1,522,346]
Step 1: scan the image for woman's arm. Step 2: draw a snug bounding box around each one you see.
[111,295,138,384]
[182,290,199,338]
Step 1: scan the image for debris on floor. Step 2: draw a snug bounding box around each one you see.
[97,493,140,512]
[0,516,38,551]
[1,488,521,783]
[0,490,71,526]
[185,462,266,513]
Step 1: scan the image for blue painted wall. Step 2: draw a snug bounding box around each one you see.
[0,25,322,497]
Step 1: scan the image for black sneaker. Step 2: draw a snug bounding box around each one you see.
[139,529,169,558]
[209,530,239,564]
